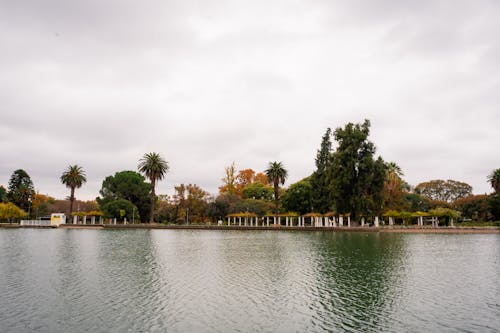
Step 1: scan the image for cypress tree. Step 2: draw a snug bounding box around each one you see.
[311,128,332,213]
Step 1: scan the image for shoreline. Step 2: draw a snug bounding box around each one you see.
[1,223,499,234]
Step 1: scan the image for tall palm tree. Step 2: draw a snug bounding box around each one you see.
[488,168,500,193]
[60,165,87,221]
[138,152,169,223]
[265,161,288,214]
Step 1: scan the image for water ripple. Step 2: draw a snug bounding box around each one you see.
[0,230,499,332]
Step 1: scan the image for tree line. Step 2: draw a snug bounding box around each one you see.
[1,120,499,223]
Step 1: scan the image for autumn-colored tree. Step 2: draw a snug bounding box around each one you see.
[31,193,55,218]
[265,161,288,214]
[60,165,87,220]
[173,184,211,223]
[453,195,492,221]
[138,152,169,223]
[235,169,256,194]
[254,172,269,185]
[219,162,237,195]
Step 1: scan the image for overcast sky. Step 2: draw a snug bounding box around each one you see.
[1,0,499,200]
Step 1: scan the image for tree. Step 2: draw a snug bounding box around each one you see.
[31,193,56,218]
[60,165,87,220]
[101,199,138,221]
[326,120,386,220]
[0,185,7,202]
[265,161,288,214]
[281,177,313,215]
[138,152,169,223]
[172,184,211,223]
[241,182,274,201]
[7,169,35,213]
[97,171,151,222]
[488,169,500,194]
[254,172,269,185]
[219,162,237,195]
[453,195,492,221]
[311,128,332,213]
[415,179,472,202]
[383,162,406,211]
[0,202,27,222]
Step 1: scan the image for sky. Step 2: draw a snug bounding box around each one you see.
[1,0,499,200]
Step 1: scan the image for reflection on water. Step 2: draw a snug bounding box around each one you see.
[0,229,499,332]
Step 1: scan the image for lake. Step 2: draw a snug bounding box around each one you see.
[0,229,499,332]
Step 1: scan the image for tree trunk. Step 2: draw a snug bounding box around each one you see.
[274,180,279,214]
[69,187,75,223]
[149,179,156,223]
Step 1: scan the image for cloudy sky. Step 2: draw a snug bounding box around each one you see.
[1,0,499,200]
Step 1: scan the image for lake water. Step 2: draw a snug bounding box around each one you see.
[0,229,499,333]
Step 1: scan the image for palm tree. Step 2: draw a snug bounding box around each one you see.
[265,161,288,214]
[386,162,404,178]
[488,168,500,193]
[138,152,169,223]
[60,165,87,221]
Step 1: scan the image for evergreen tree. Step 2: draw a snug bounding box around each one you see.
[311,128,332,213]
[7,169,34,213]
[326,120,386,220]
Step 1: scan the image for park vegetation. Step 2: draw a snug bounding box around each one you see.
[0,121,499,225]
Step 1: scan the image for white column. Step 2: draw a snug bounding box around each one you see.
[73,215,78,224]
[239,217,242,226]
[347,216,351,227]
[113,218,117,225]
[99,216,103,224]
[266,217,270,226]
[274,216,277,225]
[375,216,379,227]
[389,217,394,226]
[124,217,127,224]
[339,216,343,226]
[91,216,95,225]
[83,216,87,225]
[361,217,365,227]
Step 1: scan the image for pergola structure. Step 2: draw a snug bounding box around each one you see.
[225,212,354,227]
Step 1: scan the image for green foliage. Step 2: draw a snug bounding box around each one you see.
[265,161,288,214]
[241,199,274,216]
[383,162,407,211]
[326,120,386,220]
[415,179,472,202]
[7,169,34,213]
[489,194,500,221]
[281,177,313,215]
[404,193,430,212]
[488,169,500,193]
[138,152,169,222]
[97,171,151,222]
[311,128,332,213]
[0,202,27,221]
[60,165,87,216]
[241,182,273,201]
[428,207,461,219]
[0,185,7,202]
[101,199,138,220]
[211,193,244,218]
